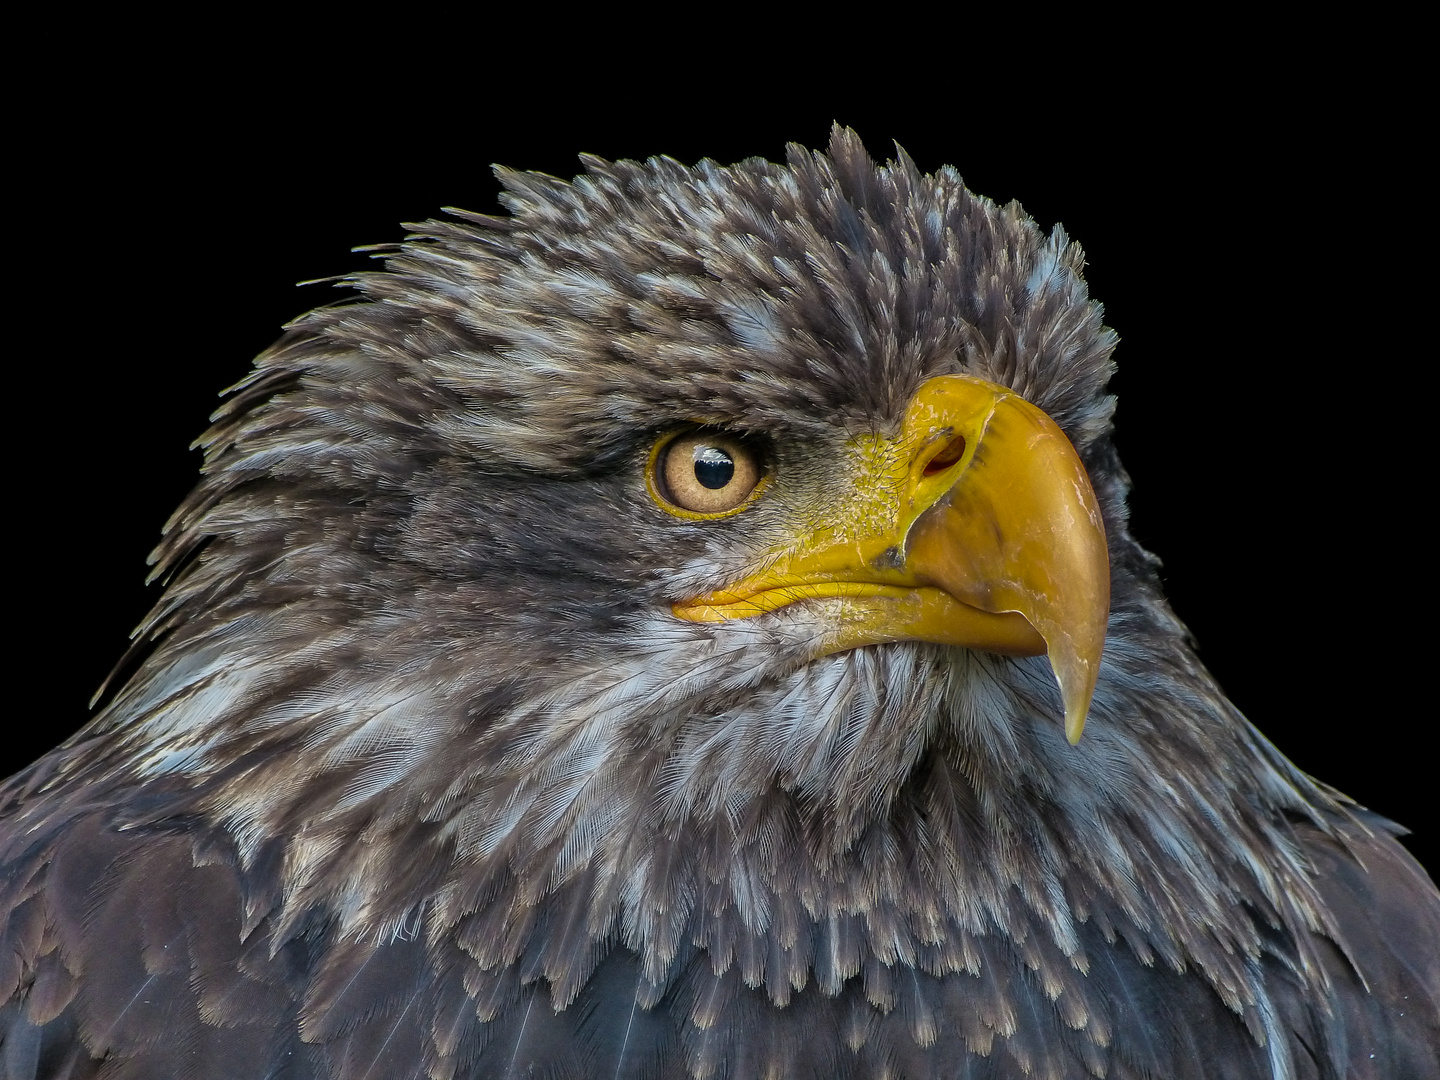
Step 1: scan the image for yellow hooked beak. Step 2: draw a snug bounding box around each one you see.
[671,375,1110,743]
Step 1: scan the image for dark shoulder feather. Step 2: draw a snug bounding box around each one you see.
[1288,811,1440,1078]
[1,804,325,1080]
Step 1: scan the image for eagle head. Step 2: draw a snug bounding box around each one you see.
[5,126,1436,1080]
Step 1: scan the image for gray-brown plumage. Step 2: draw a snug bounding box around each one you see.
[3,128,1437,1079]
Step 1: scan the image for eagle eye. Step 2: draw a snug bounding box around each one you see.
[649,430,766,517]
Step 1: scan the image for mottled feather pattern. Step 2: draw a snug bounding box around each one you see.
[4,127,1438,1078]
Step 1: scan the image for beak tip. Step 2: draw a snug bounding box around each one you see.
[1050,642,1101,746]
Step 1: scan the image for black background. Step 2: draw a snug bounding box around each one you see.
[12,44,1432,872]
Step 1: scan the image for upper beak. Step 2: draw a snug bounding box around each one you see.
[671,375,1110,743]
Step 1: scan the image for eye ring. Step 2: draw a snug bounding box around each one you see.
[647,429,769,519]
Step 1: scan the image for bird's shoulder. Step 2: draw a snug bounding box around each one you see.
[3,792,1438,1080]
[1283,809,1440,1077]
[1,787,320,1079]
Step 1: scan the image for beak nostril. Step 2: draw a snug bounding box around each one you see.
[923,436,967,475]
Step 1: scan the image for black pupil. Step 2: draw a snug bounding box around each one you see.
[693,446,735,489]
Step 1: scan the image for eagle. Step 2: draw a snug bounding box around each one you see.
[3,128,1437,1080]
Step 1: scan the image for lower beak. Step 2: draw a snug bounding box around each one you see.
[671,374,1110,744]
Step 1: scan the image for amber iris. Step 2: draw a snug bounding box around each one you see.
[652,432,765,516]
